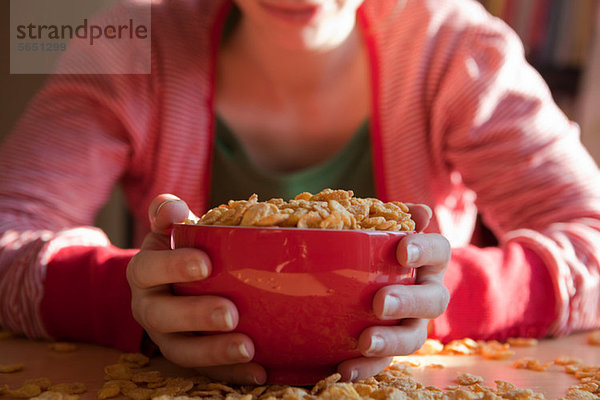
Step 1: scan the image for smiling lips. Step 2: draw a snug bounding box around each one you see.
[259,1,323,24]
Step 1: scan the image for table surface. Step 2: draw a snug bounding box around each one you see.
[1,331,599,399]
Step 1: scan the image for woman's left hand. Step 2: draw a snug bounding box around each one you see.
[337,204,451,381]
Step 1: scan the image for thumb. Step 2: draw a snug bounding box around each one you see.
[404,203,432,232]
[148,194,196,235]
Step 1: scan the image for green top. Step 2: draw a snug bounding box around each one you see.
[209,116,375,207]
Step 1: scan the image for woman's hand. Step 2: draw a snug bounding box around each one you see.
[337,204,451,381]
[126,194,267,385]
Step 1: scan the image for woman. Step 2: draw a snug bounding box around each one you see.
[1,0,599,385]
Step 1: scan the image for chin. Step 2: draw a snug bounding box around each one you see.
[265,23,353,53]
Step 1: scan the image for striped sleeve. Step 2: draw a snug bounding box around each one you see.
[431,13,600,336]
[0,0,214,347]
[0,43,151,342]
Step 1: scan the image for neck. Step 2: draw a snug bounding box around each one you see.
[228,12,363,94]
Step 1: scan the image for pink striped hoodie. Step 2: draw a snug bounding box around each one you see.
[0,0,599,351]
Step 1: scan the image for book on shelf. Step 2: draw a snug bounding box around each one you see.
[477,0,597,69]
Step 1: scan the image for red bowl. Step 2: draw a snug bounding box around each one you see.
[171,224,414,384]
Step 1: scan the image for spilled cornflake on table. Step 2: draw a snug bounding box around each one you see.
[414,338,445,355]
[24,378,52,391]
[507,338,539,347]
[555,356,584,366]
[0,363,24,373]
[480,341,516,360]
[455,372,484,386]
[494,380,544,399]
[565,364,600,381]
[47,383,87,395]
[409,337,519,359]
[131,371,164,385]
[0,340,89,399]
[398,337,600,397]
[424,363,445,369]
[104,363,135,381]
[298,370,543,399]
[118,354,150,369]
[6,383,43,398]
[439,338,480,355]
[48,342,78,353]
[2,332,600,398]
[587,330,600,346]
[98,380,136,400]
[30,392,79,400]
[513,357,553,372]
[446,376,546,399]
[6,381,87,400]
[93,357,554,400]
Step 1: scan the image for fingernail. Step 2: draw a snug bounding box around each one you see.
[154,198,179,220]
[349,369,358,381]
[250,374,266,385]
[366,335,385,355]
[211,308,234,330]
[382,295,402,318]
[187,259,208,279]
[423,205,433,219]
[228,342,251,360]
[406,244,420,264]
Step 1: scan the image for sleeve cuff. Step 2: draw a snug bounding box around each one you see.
[40,244,143,352]
[429,241,557,342]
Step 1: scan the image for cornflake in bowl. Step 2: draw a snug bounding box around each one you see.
[171,189,416,384]
[188,189,415,231]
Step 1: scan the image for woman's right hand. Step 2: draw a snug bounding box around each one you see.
[126,194,267,384]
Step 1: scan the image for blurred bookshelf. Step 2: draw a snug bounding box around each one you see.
[476,0,600,164]
[476,0,597,111]
[478,0,596,67]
